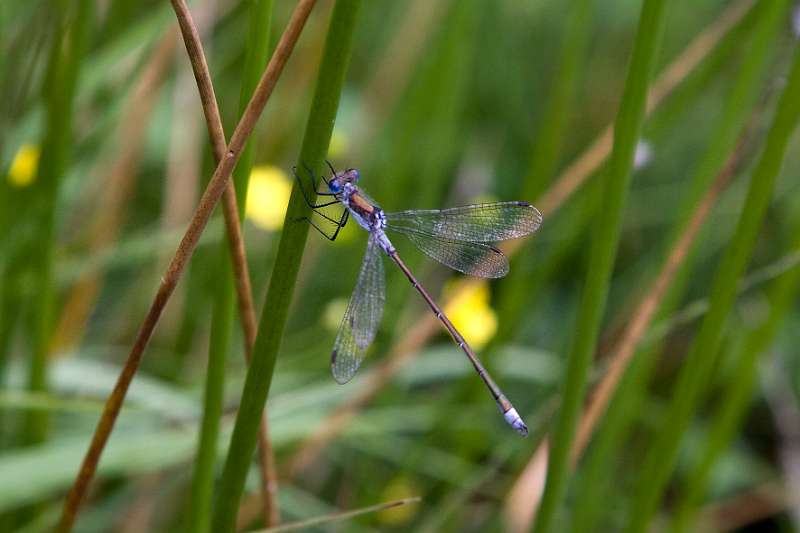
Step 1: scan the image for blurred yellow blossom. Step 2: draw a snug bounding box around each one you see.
[443,279,497,350]
[328,128,350,159]
[8,144,40,187]
[245,165,292,231]
[377,475,420,526]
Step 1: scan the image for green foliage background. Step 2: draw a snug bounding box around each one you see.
[1,0,800,531]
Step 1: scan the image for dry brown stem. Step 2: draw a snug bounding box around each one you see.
[57,1,317,530]
[170,0,277,524]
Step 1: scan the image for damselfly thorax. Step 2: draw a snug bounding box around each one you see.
[293,162,542,436]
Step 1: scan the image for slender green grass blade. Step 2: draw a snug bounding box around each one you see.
[667,72,800,533]
[23,0,93,447]
[371,0,471,210]
[532,2,667,532]
[568,2,783,528]
[495,0,595,344]
[212,2,363,531]
[255,497,421,533]
[623,18,799,532]
[645,1,760,137]
[186,2,274,532]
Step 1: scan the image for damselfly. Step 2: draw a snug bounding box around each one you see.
[294,162,542,436]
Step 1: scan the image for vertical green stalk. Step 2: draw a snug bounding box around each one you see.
[657,2,787,243]
[569,3,781,529]
[667,51,800,533]
[495,0,595,344]
[211,2,362,531]
[22,0,92,446]
[623,14,797,533]
[188,1,274,530]
[566,334,659,533]
[186,3,273,532]
[669,211,800,533]
[373,0,471,210]
[645,1,760,138]
[531,2,667,532]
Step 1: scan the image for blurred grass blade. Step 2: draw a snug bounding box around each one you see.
[211,2,362,531]
[531,1,667,532]
[0,426,225,514]
[667,61,800,533]
[495,0,595,344]
[372,0,474,209]
[623,16,799,533]
[58,0,314,528]
[255,497,421,533]
[645,0,760,136]
[669,213,800,532]
[568,2,788,529]
[24,0,93,446]
[186,1,275,531]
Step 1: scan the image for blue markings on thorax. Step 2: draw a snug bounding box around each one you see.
[342,184,394,252]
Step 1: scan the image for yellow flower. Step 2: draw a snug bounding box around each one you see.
[8,144,40,187]
[443,280,498,350]
[245,165,292,231]
[377,475,420,526]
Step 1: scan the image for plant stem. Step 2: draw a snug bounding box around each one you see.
[565,2,780,528]
[57,0,314,529]
[567,101,759,533]
[172,0,276,530]
[623,6,797,531]
[211,1,362,530]
[23,0,92,446]
[669,210,800,531]
[531,1,667,532]
[495,0,595,344]
[255,497,421,533]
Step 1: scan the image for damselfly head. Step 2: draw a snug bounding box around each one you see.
[329,168,360,193]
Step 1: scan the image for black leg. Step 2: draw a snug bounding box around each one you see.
[302,216,338,241]
[311,199,341,207]
[325,160,338,182]
[292,161,349,241]
[292,166,340,207]
[301,209,349,241]
[310,205,346,226]
[327,209,349,241]
[304,161,331,187]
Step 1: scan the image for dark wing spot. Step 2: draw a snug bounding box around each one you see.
[331,349,338,365]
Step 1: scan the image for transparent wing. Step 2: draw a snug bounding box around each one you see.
[331,234,386,384]
[385,201,542,243]
[390,226,509,278]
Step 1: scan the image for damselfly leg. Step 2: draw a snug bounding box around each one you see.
[292,163,350,241]
[300,209,349,241]
[292,165,339,207]
[324,160,338,184]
